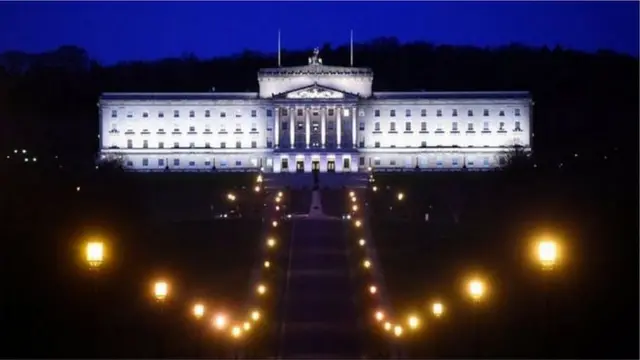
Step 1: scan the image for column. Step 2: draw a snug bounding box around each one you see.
[305,107,310,148]
[321,107,326,148]
[352,106,357,148]
[274,106,279,148]
[336,106,342,149]
[289,107,294,149]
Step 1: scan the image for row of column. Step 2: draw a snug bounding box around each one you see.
[274,106,357,149]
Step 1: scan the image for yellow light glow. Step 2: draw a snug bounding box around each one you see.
[277,191,283,198]
[153,281,169,301]
[363,260,371,269]
[275,205,280,211]
[231,325,242,338]
[264,260,271,268]
[358,239,366,246]
[254,185,261,192]
[394,325,404,337]
[213,313,227,329]
[349,191,355,197]
[373,186,377,192]
[227,193,236,201]
[267,238,276,248]
[272,220,278,227]
[275,197,281,203]
[243,321,251,331]
[354,220,362,228]
[537,239,559,269]
[407,315,420,329]
[85,241,104,268]
[369,285,378,294]
[467,279,486,301]
[352,204,358,212]
[432,302,444,317]
[351,197,357,203]
[384,322,392,331]
[257,175,263,183]
[397,192,404,201]
[250,310,261,322]
[193,303,205,319]
[256,284,267,295]
[375,310,385,322]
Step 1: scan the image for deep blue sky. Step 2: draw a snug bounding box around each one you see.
[1,1,638,65]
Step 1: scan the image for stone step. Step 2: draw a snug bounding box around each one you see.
[283,322,360,333]
[289,269,350,277]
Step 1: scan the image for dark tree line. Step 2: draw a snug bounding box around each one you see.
[0,37,637,171]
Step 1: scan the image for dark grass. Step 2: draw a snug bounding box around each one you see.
[366,164,638,358]
[2,168,271,357]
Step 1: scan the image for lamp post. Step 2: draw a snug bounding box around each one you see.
[535,238,561,357]
[466,277,487,357]
[153,280,170,357]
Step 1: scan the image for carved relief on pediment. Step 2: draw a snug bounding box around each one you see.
[286,87,345,99]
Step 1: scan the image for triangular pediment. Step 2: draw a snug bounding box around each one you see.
[275,84,358,100]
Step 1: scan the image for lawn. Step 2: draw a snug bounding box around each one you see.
[2,168,270,357]
[366,165,638,358]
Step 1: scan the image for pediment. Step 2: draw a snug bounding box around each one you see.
[278,84,357,100]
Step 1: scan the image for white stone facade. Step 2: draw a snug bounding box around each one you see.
[98,50,532,173]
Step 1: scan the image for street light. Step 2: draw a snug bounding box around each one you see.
[374,310,385,322]
[250,310,261,322]
[272,220,278,228]
[153,280,169,302]
[85,240,105,270]
[352,204,358,212]
[384,322,392,332]
[256,283,267,295]
[432,302,444,317]
[397,192,404,201]
[407,314,420,330]
[227,193,236,201]
[231,325,242,338]
[369,285,378,294]
[213,313,228,330]
[536,239,559,270]
[264,260,271,269]
[354,220,362,228]
[267,238,276,248]
[467,278,486,303]
[254,185,261,192]
[358,239,366,247]
[193,303,205,319]
[363,259,371,269]
[349,191,355,198]
[393,325,404,337]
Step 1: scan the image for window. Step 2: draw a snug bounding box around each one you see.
[158,159,165,167]
[421,109,427,117]
[111,110,117,117]
[158,141,164,148]
[157,128,165,134]
[296,121,303,130]
[467,123,474,131]
[251,110,257,117]
[297,109,303,116]
[405,122,412,131]
[204,160,212,167]
[483,109,489,117]
[359,110,365,117]
[235,124,241,132]
[189,110,195,117]
[390,109,396,117]
[174,110,179,118]
[251,141,257,148]
[374,109,380,117]
[221,112,226,118]
[405,109,411,117]
[142,112,149,118]
[515,109,521,116]
[205,142,211,148]
[173,142,179,148]
[126,112,133,118]
[374,158,381,166]
[220,123,226,132]
[359,122,365,131]
[205,110,211,117]
[126,161,133,167]
[420,141,427,148]
[452,109,458,117]
[390,159,396,166]
[515,121,522,131]
[328,121,334,130]
[452,158,459,166]
[142,140,148,148]
[267,140,273,148]
[359,157,365,166]
[282,108,288,116]
[266,109,273,117]
[359,140,365,148]
[159,111,164,118]
[127,139,133,148]
[452,122,458,131]
[189,142,195,148]
[189,161,196,167]
[189,126,195,132]
[343,108,350,117]
[220,142,226,148]
[499,110,505,117]
[204,125,211,133]
[374,122,380,131]
[251,123,257,131]
[235,160,242,166]
[390,122,396,131]
[483,157,490,166]
[499,122,505,131]
[173,159,180,166]
[328,109,335,116]
[468,110,473,117]
[421,122,427,132]
[235,141,241,148]
[282,121,288,130]
[436,109,442,117]
[374,141,380,148]
[483,122,489,131]
[235,110,242,118]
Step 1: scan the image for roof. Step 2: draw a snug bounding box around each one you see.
[100,92,259,101]
[258,64,373,77]
[372,91,531,100]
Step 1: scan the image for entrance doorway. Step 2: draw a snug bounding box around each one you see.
[327,160,335,173]
[296,160,304,172]
[312,160,320,171]
[281,158,289,171]
[343,158,351,170]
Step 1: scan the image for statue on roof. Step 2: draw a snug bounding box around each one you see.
[308,47,322,65]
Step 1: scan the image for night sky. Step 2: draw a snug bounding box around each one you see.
[1,1,638,65]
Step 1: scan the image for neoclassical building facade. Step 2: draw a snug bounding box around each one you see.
[99,49,532,173]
